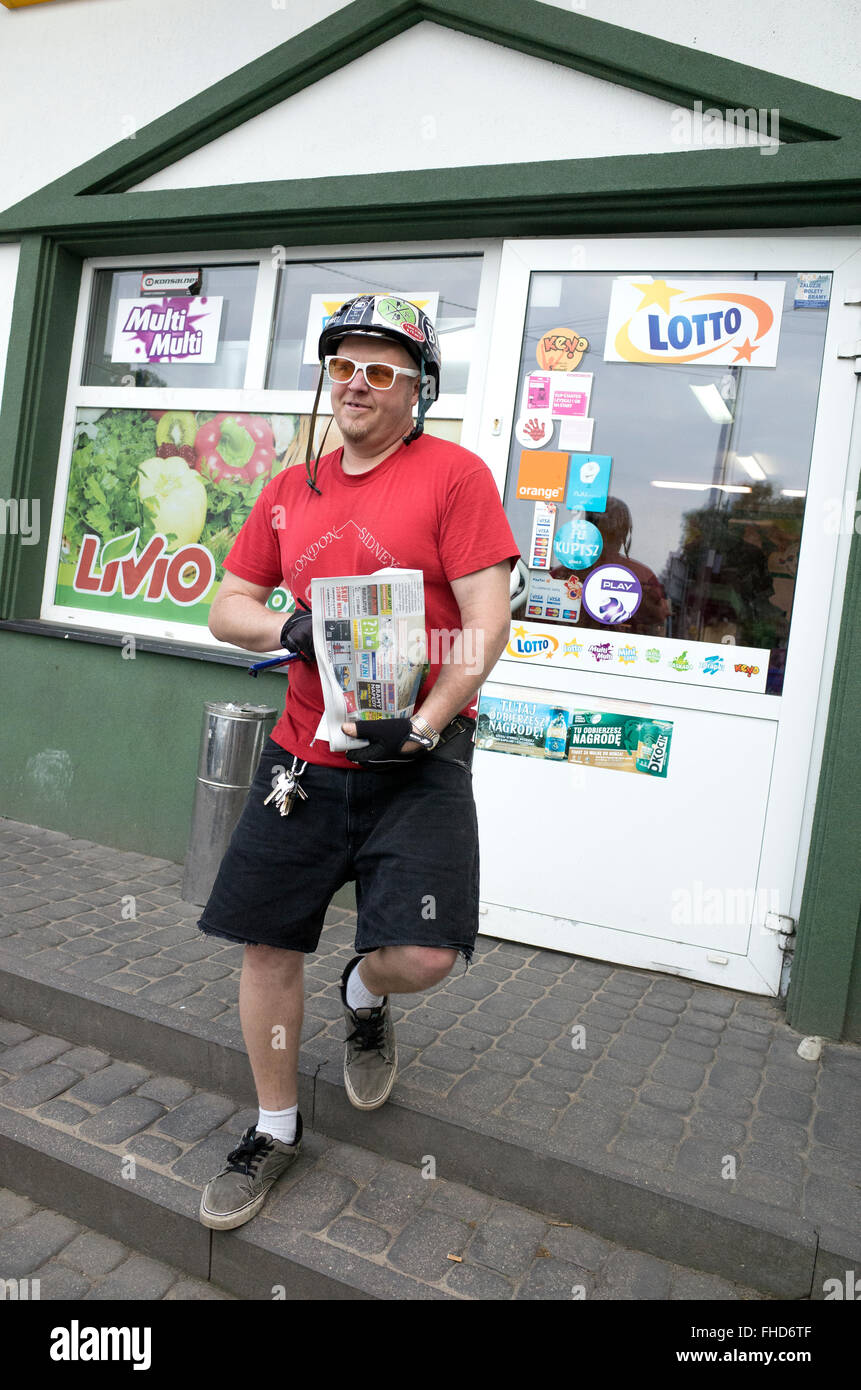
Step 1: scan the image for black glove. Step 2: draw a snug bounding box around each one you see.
[345,718,425,769]
[280,611,315,662]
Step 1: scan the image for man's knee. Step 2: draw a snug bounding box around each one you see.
[394,945,458,989]
[242,943,304,978]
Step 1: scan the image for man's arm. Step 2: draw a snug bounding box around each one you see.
[208,572,285,652]
[342,559,512,746]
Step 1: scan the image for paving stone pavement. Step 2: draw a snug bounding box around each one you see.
[1,818,859,1266]
[0,1185,235,1299]
[0,1028,769,1300]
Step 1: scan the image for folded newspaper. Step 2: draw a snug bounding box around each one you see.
[310,569,427,753]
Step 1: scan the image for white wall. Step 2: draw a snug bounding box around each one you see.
[0,0,858,212]
[133,22,782,190]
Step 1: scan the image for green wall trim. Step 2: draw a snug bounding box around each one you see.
[1,0,860,245]
[786,483,861,1042]
[0,237,82,620]
[0,629,286,863]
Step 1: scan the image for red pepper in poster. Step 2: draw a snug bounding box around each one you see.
[194,413,276,483]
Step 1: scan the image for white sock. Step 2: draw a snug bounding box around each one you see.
[347,961,384,1011]
[256,1103,298,1145]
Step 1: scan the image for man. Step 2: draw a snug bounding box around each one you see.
[197,294,519,1230]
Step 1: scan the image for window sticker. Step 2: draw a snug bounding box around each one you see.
[503,622,770,693]
[515,411,553,448]
[525,571,582,623]
[564,454,612,513]
[515,450,569,503]
[528,501,556,569]
[111,296,223,365]
[604,277,785,367]
[793,273,831,308]
[581,564,643,624]
[558,416,595,451]
[522,371,592,418]
[535,327,590,372]
[553,517,603,569]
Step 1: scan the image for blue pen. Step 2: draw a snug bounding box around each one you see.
[248,651,302,677]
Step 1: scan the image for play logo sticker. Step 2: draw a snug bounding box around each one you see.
[582,565,642,624]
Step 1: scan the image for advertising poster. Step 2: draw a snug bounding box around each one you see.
[604,277,785,367]
[475,697,570,760]
[567,711,674,778]
[476,697,674,777]
[111,296,223,365]
[54,406,309,627]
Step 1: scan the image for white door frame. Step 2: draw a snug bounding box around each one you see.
[474,232,861,993]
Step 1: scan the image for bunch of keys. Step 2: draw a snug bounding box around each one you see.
[264,757,308,817]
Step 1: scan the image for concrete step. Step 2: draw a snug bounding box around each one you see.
[0,1184,235,1300]
[0,1017,771,1301]
[2,817,859,1299]
[0,932,854,1300]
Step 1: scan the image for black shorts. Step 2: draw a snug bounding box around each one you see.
[197,731,479,966]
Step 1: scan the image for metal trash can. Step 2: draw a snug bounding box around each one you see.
[181,701,277,906]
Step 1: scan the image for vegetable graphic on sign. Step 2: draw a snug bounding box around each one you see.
[154,410,198,466]
[195,413,276,483]
[138,456,207,552]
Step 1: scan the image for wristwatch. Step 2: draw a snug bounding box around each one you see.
[409,714,441,750]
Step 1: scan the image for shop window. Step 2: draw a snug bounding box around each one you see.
[44,250,481,645]
[267,255,482,395]
[82,264,258,389]
[503,271,829,695]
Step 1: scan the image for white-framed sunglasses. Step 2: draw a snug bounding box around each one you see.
[324,355,420,390]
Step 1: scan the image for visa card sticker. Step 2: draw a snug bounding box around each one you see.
[529,501,556,570]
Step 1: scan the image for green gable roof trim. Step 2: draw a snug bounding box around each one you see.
[1,0,860,250]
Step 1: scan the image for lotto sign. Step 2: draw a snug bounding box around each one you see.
[604,278,784,367]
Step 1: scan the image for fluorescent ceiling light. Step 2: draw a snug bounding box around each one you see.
[651,481,710,491]
[736,454,767,481]
[690,384,733,424]
[650,481,751,493]
[781,489,806,498]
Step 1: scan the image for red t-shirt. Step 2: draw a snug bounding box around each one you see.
[224,434,520,767]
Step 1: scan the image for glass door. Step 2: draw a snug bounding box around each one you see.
[473,235,860,993]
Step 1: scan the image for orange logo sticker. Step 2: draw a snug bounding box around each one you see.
[516,451,569,503]
[536,327,590,372]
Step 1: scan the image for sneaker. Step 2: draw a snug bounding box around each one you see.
[340,955,398,1110]
[199,1116,303,1230]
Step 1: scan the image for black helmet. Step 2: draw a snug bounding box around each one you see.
[304,293,442,492]
[318,293,441,406]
